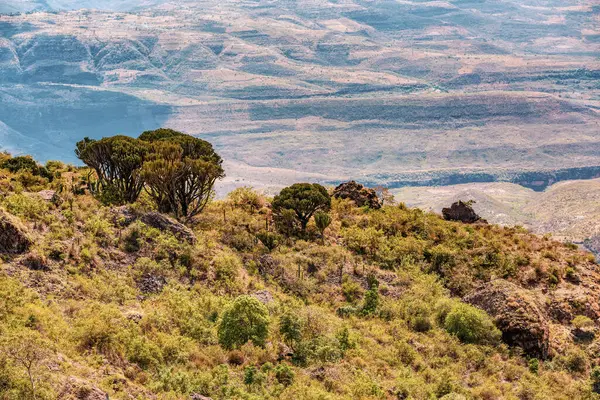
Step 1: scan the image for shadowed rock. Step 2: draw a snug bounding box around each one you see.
[111,207,196,244]
[140,212,196,244]
[442,200,482,223]
[464,279,549,359]
[190,394,213,400]
[0,210,33,254]
[58,377,108,400]
[333,181,382,209]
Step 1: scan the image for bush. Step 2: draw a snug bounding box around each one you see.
[274,364,295,386]
[591,367,600,394]
[218,296,270,350]
[443,303,501,345]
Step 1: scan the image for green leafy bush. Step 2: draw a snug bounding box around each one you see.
[218,295,270,350]
[443,303,501,345]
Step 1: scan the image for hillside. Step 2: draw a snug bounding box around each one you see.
[3,150,600,399]
[393,179,600,255]
[0,0,599,189]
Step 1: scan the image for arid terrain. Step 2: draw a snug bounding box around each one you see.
[394,178,600,256]
[0,0,599,191]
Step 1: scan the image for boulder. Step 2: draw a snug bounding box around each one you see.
[110,206,138,227]
[58,377,108,400]
[137,273,166,294]
[38,189,59,202]
[140,212,196,244]
[464,279,549,359]
[0,210,33,254]
[190,395,213,400]
[110,207,196,244]
[332,181,382,209]
[253,289,274,304]
[442,200,482,223]
[573,327,596,343]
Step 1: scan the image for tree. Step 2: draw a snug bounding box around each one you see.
[314,211,332,242]
[218,295,270,350]
[279,311,303,349]
[139,130,225,220]
[2,330,53,400]
[75,136,148,204]
[374,185,396,206]
[272,183,331,234]
[256,230,280,252]
[1,156,53,181]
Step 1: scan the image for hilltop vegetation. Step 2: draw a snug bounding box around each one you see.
[1,134,600,399]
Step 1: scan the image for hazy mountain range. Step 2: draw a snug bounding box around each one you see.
[0,0,598,192]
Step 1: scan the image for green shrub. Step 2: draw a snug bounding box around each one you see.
[591,367,600,394]
[443,303,501,345]
[218,295,270,350]
[274,364,295,386]
[280,311,303,348]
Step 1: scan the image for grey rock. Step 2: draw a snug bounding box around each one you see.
[253,289,274,304]
[140,212,196,244]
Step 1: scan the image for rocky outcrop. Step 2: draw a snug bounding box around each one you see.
[253,289,274,304]
[442,201,482,223]
[190,394,213,400]
[140,212,197,244]
[110,207,196,244]
[58,377,108,400]
[0,210,33,254]
[110,206,138,227]
[137,273,167,294]
[464,279,549,359]
[332,181,382,209]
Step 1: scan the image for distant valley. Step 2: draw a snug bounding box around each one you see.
[0,0,598,192]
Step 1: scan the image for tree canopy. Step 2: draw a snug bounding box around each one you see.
[218,295,270,350]
[75,135,148,204]
[139,129,224,220]
[75,129,224,219]
[272,183,331,233]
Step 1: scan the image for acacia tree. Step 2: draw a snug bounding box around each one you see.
[2,330,53,400]
[139,129,224,221]
[272,183,331,234]
[75,136,147,204]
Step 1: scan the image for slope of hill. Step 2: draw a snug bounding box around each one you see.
[394,179,600,255]
[2,151,600,399]
[0,0,598,189]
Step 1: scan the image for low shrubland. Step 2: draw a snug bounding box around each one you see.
[0,144,599,399]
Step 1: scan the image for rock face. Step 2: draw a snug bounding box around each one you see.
[58,377,108,400]
[190,394,213,400]
[110,207,196,244]
[140,212,196,244]
[137,273,167,294]
[442,201,481,223]
[253,289,274,304]
[464,279,549,359]
[0,210,32,254]
[332,181,382,209]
